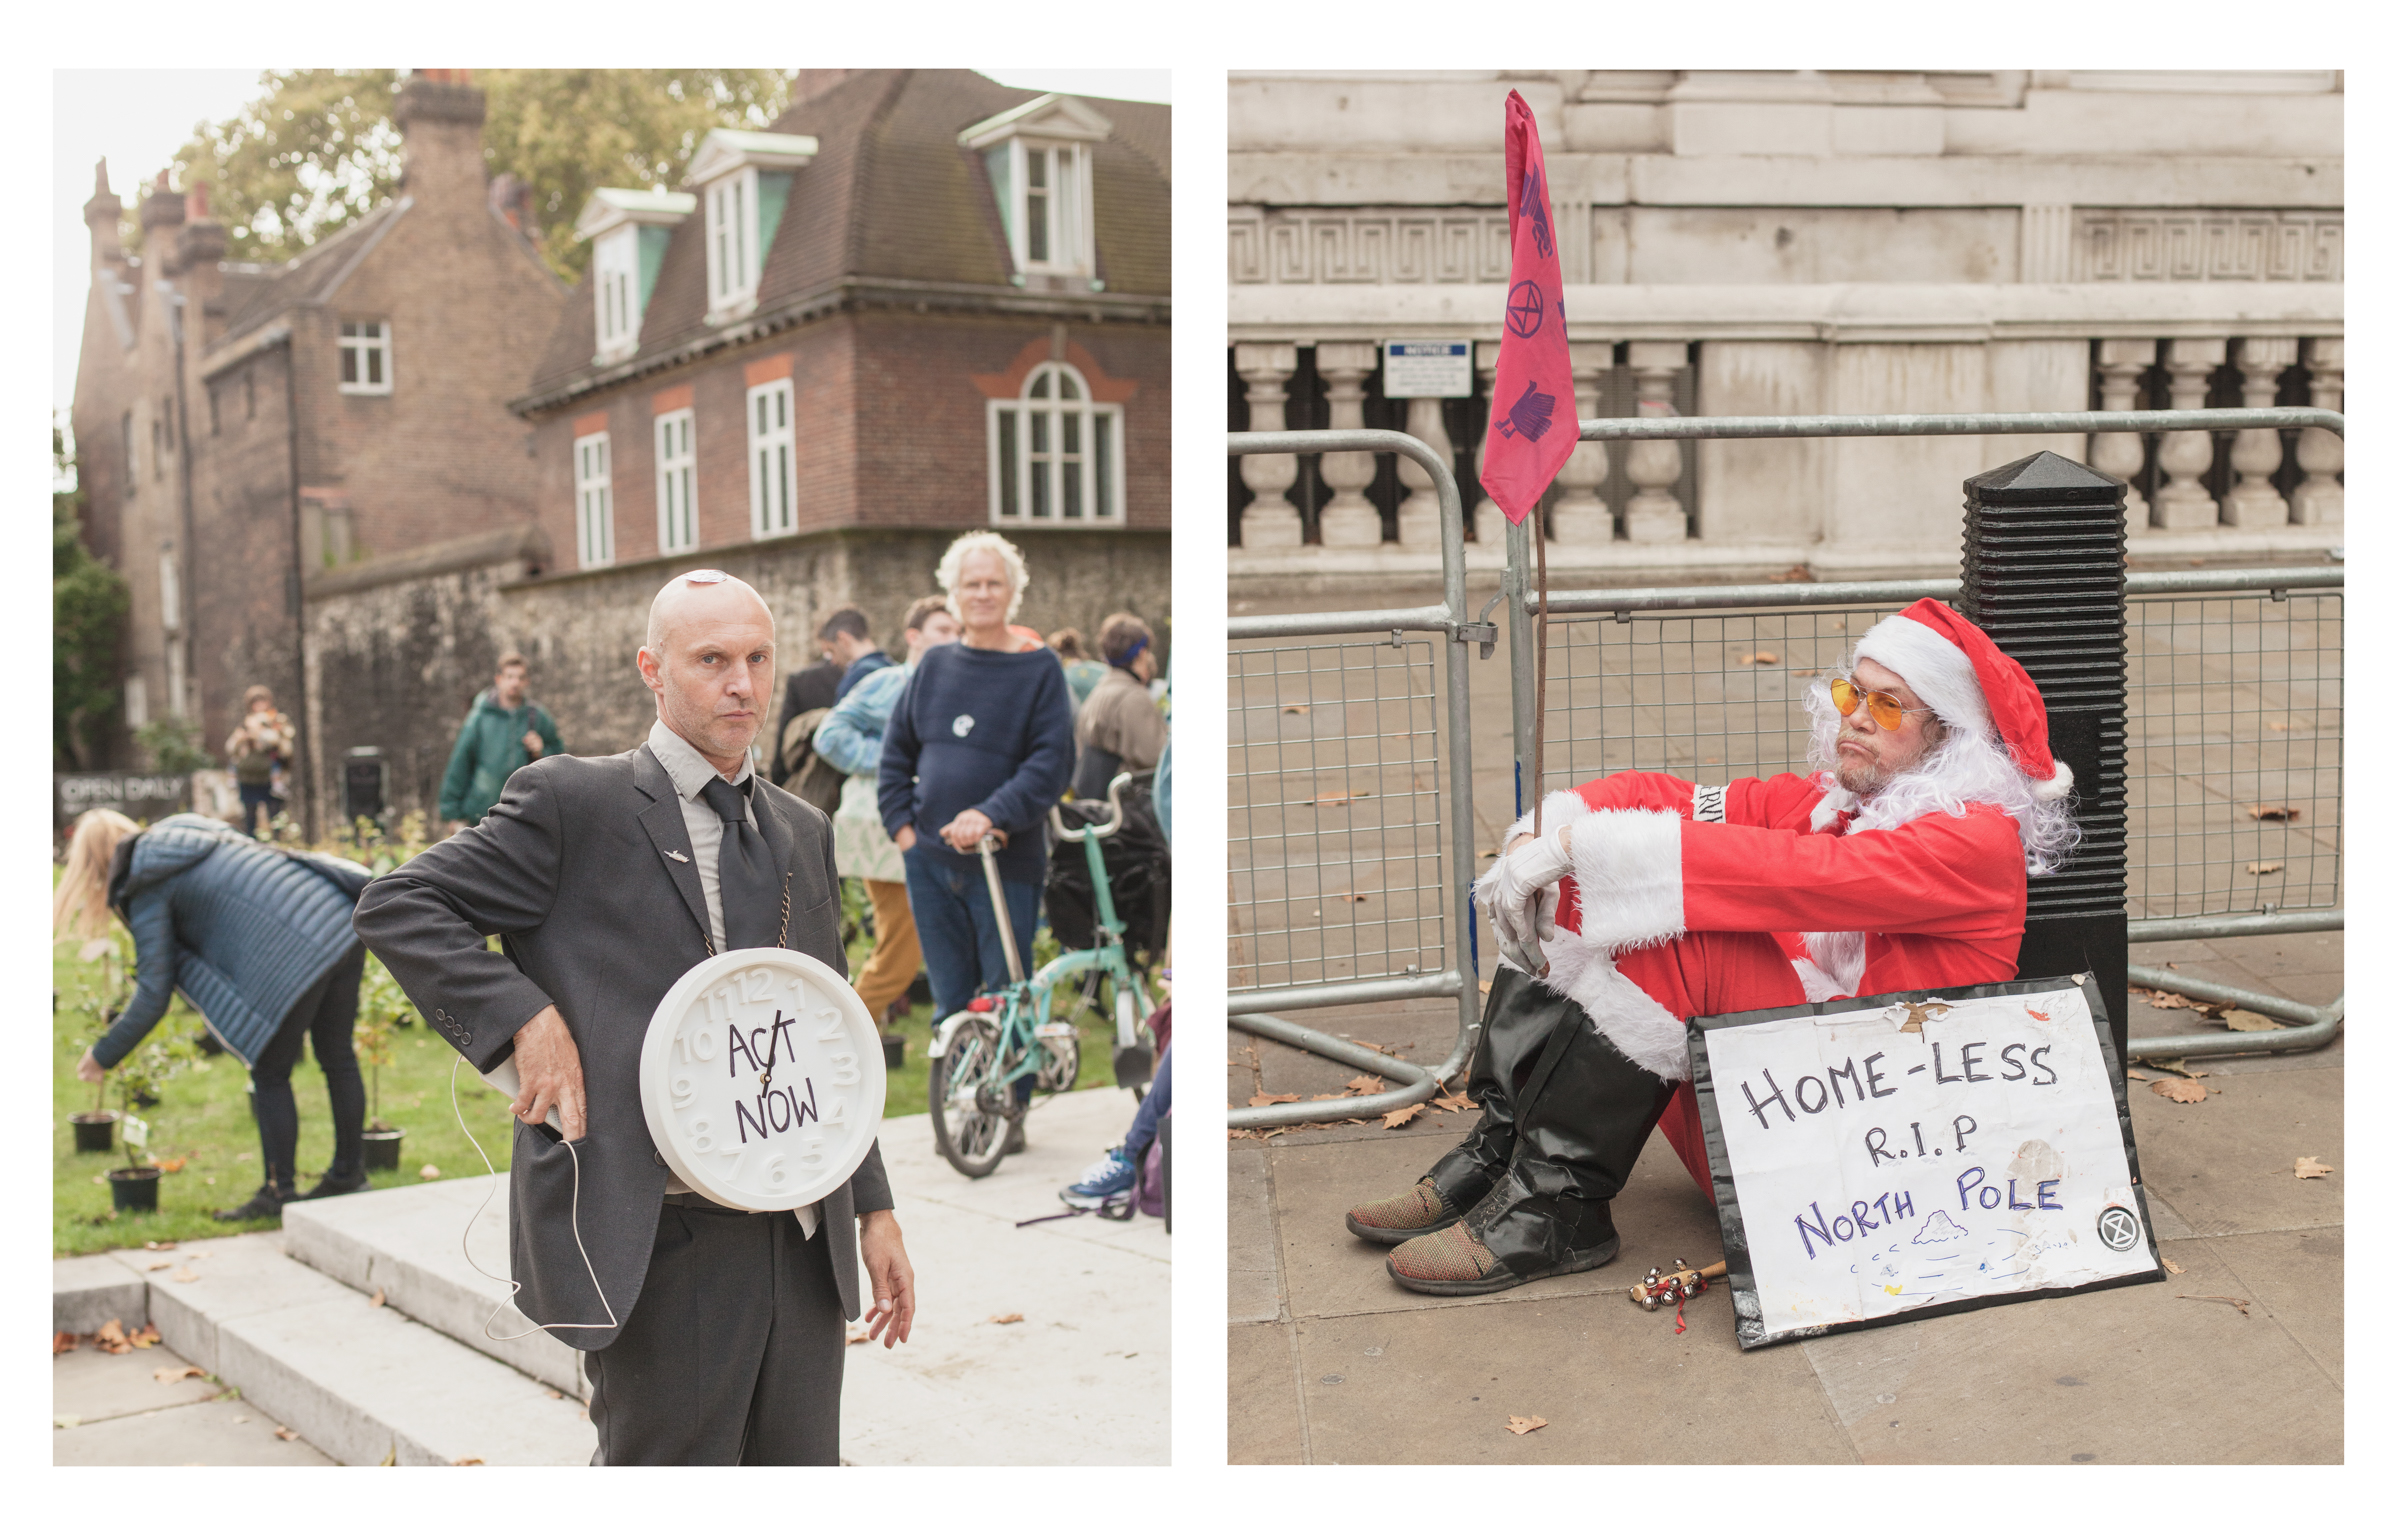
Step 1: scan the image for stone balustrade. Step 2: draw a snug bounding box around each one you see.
[1228,283,2340,579]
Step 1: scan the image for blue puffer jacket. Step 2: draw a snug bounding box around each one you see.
[96,815,369,1069]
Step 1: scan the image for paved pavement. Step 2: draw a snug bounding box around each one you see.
[1229,576,2341,1464]
[53,1340,336,1466]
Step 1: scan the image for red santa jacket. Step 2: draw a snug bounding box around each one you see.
[1503,770,2028,1084]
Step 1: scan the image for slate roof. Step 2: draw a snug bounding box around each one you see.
[215,200,411,345]
[521,69,1171,409]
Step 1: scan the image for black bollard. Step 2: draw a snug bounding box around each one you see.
[1957,451,2131,1066]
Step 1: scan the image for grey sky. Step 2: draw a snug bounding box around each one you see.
[53,69,1170,425]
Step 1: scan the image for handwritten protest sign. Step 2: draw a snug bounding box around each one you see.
[1691,975,2162,1349]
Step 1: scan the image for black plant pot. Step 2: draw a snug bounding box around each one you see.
[882,1034,906,1070]
[108,1165,161,1213]
[129,1090,161,1110]
[71,1112,120,1154]
[362,1126,405,1172]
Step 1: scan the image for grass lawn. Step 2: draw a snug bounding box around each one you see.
[54,880,1148,1257]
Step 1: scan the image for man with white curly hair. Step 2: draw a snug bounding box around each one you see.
[1347,599,2081,1296]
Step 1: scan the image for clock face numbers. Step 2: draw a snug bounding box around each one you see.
[666,964,864,1198]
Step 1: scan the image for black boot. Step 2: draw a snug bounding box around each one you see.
[1346,967,1567,1244]
[214,1182,296,1223]
[296,1168,371,1200]
[1389,997,1675,1295]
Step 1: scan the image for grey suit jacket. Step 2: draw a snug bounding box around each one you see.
[353,744,891,1350]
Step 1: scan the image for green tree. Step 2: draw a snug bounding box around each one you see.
[54,428,128,771]
[155,69,793,283]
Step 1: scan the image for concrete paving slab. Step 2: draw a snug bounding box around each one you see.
[1228,1324,1308,1464]
[95,1232,328,1378]
[1229,1142,1281,1324]
[2206,1227,2343,1386]
[53,1252,147,1336]
[841,1091,1169,1465]
[54,1341,220,1423]
[54,1396,337,1466]
[2127,1066,2343,1237]
[1800,1242,2338,1463]
[1290,1294,1855,1464]
[281,1175,584,1398]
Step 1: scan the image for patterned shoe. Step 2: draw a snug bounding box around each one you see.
[1344,1178,1459,1245]
[1385,1218,1622,1296]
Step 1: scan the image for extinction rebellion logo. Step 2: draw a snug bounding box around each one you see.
[2096,1204,2141,1252]
[952,715,975,738]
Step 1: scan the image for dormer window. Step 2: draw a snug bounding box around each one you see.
[577,189,694,366]
[684,130,817,323]
[959,93,1112,283]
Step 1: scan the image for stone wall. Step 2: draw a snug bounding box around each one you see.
[301,523,1170,830]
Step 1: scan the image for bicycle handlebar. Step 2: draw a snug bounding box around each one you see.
[1051,773,1134,843]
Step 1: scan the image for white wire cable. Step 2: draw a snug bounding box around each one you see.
[450,1057,621,1341]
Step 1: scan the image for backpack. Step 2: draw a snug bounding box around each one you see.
[777,706,846,816]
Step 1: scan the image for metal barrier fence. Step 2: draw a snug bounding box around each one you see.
[1231,408,2343,1126]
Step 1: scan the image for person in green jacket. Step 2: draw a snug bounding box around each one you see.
[437,652,563,828]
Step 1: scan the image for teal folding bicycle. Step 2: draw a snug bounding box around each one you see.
[926,773,1155,1178]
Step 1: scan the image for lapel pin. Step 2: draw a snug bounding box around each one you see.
[665,849,691,863]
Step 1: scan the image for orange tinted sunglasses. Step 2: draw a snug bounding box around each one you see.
[1829,675,1937,731]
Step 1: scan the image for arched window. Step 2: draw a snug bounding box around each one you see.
[988,361,1123,526]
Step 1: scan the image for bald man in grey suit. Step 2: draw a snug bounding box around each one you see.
[356,571,915,1464]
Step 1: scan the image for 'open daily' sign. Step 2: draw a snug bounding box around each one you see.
[1692,975,2162,1349]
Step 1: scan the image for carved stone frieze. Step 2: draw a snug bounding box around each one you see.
[2074,210,2340,282]
[1228,206,1515,285]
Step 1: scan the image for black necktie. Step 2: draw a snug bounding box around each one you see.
[699,776,779,950]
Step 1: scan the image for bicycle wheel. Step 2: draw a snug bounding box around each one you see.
[928,1012,1012,1178]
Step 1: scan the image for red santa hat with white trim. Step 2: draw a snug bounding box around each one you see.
[1853,598,2076,802]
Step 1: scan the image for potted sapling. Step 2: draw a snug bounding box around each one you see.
[105,1034,192,1214]
[67,925,135,1153]
[357,955,412,1172]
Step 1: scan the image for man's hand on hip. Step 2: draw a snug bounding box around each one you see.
[858,1209,914,1347]
[510,1005,587,1140]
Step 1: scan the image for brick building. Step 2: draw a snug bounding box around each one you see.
[510,67,1171,606]
[68,71,565,803]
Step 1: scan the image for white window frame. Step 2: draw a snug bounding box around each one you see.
[746,379,795,539]
[593,227,641,363]
[705,168,760,317]
[991,139,1092,277]
[655,408,698,555]
[574,431,614,568]
[338,319,393,395]
[986,361,1124,527]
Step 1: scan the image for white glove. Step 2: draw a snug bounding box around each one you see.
[1481,828,1572,973]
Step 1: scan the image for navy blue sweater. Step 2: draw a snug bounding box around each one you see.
[878,644,1074,886]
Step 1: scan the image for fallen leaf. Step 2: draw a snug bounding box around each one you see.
[95,1320,128,1354]
[275,1426,299,1442]
[2223,1010,2285,1033]
[2179,1294,2251,1317]
[1313,791,1366,808]
[2151,1079,2208,1104]
[52,1332,76,1355]
[1247,1092,1300,1107]
[1382,1103,1424,1129]
[2267,721,2291,732]
[2139,989,2227,1019]
[1342,893,1371,903]
[451,1458,484,1466]
[1431,1092,1478,1113]
[1893,999,1952,1034]
[2127,1070,2151,1082]
[418,1164,441,1180]
[2246,804,2301,822]
[2161,1256,2185,1275]
[545,1389,563,1399]
[370,1287,387,1308]
[144,1240,177,1251]
[1308,1092,1346,1101]
[1738,650,1780,666]
[985,1313,1025,1325]
[1789,667,1820,677]
[2150,1058,2210,1079]
[846,1327,871,1346]
[148,1260,172,1271]
[1348,1040,1390,1053]
[1279,702,1310,715]
[2295,1156,2333,1180]
[132,1324,160,1347]
[1506,1414,1549,1435]
[1344,1075,1384,1096]
[154,1365,205,1384]
[171,1268,200,1283]
[149,1156,187,1172]
[2244,861,2284,876]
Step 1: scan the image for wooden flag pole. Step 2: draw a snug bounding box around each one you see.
[1532,521,1549,838]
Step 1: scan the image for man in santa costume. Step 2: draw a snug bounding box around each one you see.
[1346,599,2083,1295]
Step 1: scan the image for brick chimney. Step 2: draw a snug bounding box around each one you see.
[393,69,489,207]
[487,171,541,246]
[172,181,227,278]
[139,170,187,238]
[85,158,124,265]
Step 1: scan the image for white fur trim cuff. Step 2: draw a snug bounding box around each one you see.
[1856,612,1991,737]
[2031,758,2075,802]
[1557,954,1694,1082]
[1565,808,1686,954]
[1505,789,1593,846]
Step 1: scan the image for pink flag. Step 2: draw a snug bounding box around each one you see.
[1479,91,1575,525]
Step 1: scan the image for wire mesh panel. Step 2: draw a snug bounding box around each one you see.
[1230,637,1446,993]
[1541,608,1887,793]
[2125,592,2342,919]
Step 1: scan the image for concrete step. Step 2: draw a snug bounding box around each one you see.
[281,1175,586,1400]
[53,1234,593,1466]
